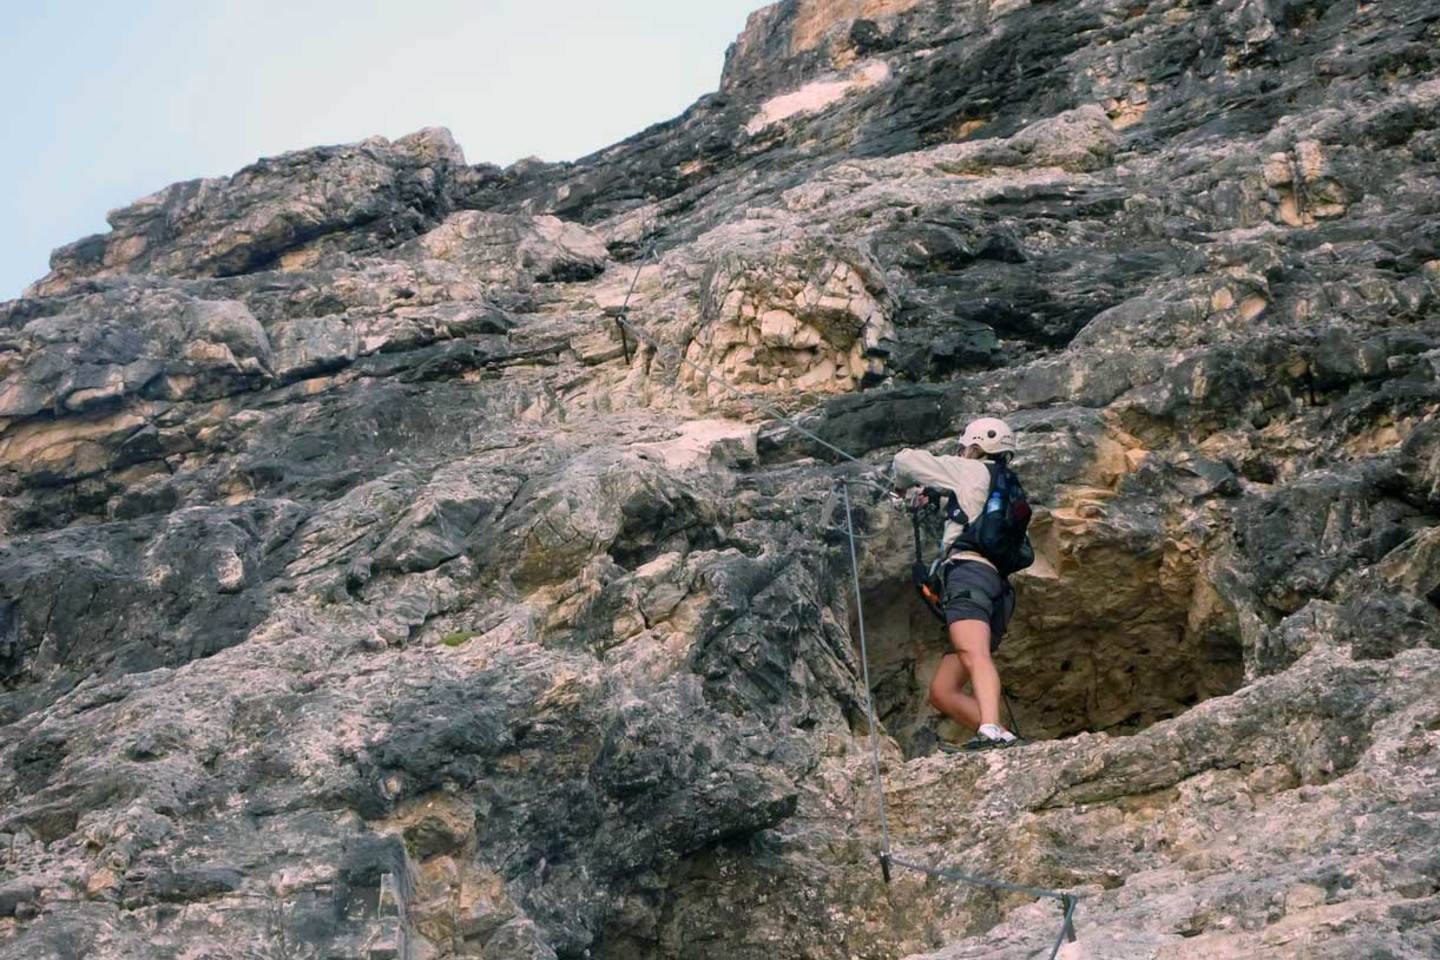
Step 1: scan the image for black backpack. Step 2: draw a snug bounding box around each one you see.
[947,462,1035,577]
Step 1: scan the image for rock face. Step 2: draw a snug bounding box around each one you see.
[32,129,475,293]
[3,1,1439,958]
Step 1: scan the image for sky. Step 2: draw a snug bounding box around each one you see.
[0,0,766,300]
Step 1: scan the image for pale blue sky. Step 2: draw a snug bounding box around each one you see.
[1,0,765,299]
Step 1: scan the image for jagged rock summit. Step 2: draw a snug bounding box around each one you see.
[3,1,1440,958]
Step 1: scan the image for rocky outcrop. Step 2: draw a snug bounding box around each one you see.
[3,1,1440,958]
[29,129,475,294]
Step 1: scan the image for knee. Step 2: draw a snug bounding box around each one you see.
[956,642,993,670]
[927,676,945,710]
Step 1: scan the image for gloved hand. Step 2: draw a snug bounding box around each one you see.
[905,486,931,510]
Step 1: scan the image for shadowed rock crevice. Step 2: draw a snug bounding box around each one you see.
[852,558,1245,758]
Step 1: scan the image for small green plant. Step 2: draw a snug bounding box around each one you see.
[439,630,481,647]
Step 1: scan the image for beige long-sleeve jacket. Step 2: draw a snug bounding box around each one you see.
[892,448,995,570]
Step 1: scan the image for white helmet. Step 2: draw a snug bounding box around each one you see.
[960,417,1016,455]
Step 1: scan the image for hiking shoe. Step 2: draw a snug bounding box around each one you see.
[938,735,1029,753]
[966,723,1026,751]
[935,734,1007,752]
[938,724,1028,753]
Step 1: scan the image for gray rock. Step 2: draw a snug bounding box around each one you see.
[30,128,469,292]
[0,877,41,918]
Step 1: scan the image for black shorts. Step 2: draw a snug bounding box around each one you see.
[942,560,1015,648]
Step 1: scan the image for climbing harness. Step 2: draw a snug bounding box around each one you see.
[600,242,1079,956]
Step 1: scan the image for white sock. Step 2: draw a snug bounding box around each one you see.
[978,723,1016,742]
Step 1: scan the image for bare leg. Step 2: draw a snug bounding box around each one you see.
[928,653,981,729]
[950,619,1001,727]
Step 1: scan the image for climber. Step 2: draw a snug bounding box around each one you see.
[893,417,1034,750]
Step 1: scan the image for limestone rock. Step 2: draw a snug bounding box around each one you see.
[682,236,896,398]
[398,211,610,286]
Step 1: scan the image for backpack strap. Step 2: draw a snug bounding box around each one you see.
[942,463,999,556]
[944,490,966,527]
